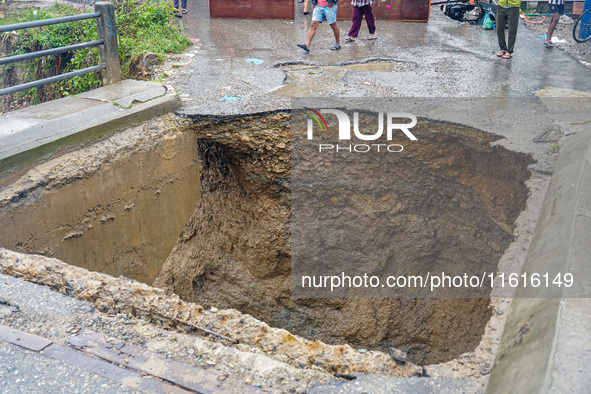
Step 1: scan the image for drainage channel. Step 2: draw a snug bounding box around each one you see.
[0,111,532,367]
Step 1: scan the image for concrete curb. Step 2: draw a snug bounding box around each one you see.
[0,80,181,184]
[486,130,591,393]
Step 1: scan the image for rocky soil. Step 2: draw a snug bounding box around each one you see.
[153,111,533,365]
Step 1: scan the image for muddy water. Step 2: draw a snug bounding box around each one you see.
[0,124,201,285]
[276,61,416,97]
[154,112,533,365]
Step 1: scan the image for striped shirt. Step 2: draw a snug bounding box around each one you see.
[548,0,564,5]
[351,0,373,6]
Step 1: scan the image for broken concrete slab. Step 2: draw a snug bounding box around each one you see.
[68,331,264,393]
[486,129,591,393]
[0,79,181,183]
[0,325,52,351]
[41,344,193,394]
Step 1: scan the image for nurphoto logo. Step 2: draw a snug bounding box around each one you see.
[305,108,418,153]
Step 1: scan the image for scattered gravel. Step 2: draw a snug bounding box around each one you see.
[523,13,591,70]
[0,271,331,393]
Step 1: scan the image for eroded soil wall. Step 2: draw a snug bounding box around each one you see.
[0,121,201,284]
[154,113,533,365]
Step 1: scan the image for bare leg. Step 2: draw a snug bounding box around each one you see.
[307,20,320,48]
[304,0,310,13]
[330,22,340,46]
[545,12,559,43]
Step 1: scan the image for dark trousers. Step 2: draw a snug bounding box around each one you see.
[174,0,187,10]
[496,7,519,53]
[347,4,376,38]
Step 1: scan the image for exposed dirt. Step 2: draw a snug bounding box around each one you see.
[154,112,533,365]
[0,116,201,284]
[0,108,555,387]
[0,247,424,380]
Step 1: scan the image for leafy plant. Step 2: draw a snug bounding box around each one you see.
[0,0,191,108]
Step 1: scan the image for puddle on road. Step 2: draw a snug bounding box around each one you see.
[275,60,415,96]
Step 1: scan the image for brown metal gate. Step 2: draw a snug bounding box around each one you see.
[209,0,430,21]
[338,0,431,22]
[209,0,295,19]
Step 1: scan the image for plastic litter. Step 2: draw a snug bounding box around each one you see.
[246,58,264,64]
[483,13,493,29]
[551,36,567,44]
[219,95,242,102]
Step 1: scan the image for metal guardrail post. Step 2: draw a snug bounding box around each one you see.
[95,2,121,85]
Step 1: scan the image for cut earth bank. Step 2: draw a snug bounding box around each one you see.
[2,91,587,391]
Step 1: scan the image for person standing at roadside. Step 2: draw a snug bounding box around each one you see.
[297,0,341,52]
[495,0,520,59]
[345,0,377,42]
[543,0,564,48]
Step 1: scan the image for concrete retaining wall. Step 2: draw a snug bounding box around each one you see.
[486,129,591,393]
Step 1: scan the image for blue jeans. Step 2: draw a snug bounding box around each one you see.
[174,0,187,10]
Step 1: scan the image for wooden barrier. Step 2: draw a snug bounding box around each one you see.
[210,0,295,19]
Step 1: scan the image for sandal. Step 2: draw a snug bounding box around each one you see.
[297,43,310,52]
[543,41,554,48]
[367,34,377,40]
[501,52,513,59]
[182,9,187,14]
[330,44,341,50]
[496,50,506,57]
[345,36,356,43]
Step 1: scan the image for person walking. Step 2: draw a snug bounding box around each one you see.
[173,0,187,16]
[495,0,521,59]
[297,0,341,52]
[299,0,311,15]
[543,0,564,48]
[345,0,376,42]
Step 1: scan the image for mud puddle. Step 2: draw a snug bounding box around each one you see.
[275,60,415,97]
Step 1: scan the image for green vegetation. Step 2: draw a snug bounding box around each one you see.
[0,0,191,105]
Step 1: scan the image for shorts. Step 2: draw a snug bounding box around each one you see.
[312,4,338,24]
[548,3,564,14]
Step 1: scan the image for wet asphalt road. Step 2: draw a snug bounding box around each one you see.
[0,273,135,393]
[170,1,591,116]
[0,341,136,394]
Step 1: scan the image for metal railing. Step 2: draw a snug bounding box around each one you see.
[0,2,121,97]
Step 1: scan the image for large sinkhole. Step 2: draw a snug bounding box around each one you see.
[0,112,533,365]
